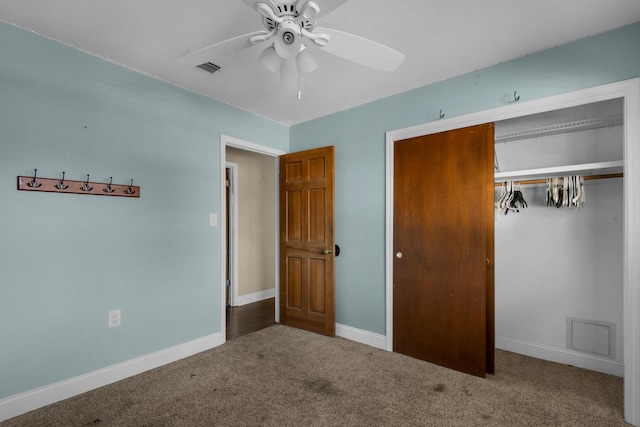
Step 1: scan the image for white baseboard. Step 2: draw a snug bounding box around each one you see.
[496,335,624,377]
[236,288,276,306]
[0,333,224,422]
[336,323,387,350]
[331,328,623,377]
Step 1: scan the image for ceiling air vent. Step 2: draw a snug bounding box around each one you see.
[197,62,221,74]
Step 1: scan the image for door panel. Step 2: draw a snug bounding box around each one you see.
[280,146,335,336]
[286,190,302,241]
[309,258,326,313]
[393,124,494,377]
[309,189,326,241]
[286,256,303,310]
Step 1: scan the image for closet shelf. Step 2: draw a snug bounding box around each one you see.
[494,114,624,143]
[494,160,623,181]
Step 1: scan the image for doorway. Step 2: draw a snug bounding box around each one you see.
[385,79,640,425]
[220,135,286,341]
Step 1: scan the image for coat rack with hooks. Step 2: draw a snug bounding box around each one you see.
[17,170,140,198]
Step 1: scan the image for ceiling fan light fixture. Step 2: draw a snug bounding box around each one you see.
[274,20,301,59]
[280,57,298,97]
[298,49,318,76]
[257,45,281,74]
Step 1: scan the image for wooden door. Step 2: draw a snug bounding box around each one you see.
[280,146,335,336]
[393,124,494,377]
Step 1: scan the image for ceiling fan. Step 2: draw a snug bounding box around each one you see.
[176,0,405,98]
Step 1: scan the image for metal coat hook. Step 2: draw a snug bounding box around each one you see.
[124,179,136,195]
[55,171,69,189]
[513,91,520,102]
[439,109,445,119]
[80,174,93,192]
[27,169,42,188]
[103,177,115,193]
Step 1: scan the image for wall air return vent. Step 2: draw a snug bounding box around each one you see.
[197,62,221,74]
[566,317,616,359]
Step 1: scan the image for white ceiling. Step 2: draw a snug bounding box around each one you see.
[1,0,639,126]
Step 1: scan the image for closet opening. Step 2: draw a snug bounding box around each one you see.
[385,78,640,425]
[493,98,624,377]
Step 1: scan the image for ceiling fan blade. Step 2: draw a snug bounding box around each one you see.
[296,1,320,20]
[280,58,299,97]
[301,28,330,47]
[314,27,405,71]
[255,2,284,24]
[296,0,348,20]
[239,0,279,14]
[175,31,269,66]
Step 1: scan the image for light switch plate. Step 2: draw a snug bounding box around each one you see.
[209,213,218,227]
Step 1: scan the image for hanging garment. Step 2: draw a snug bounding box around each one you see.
[497,181,527,215]
[546,176,585,208]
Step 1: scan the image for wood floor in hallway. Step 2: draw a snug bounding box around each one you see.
[226,297,276,340]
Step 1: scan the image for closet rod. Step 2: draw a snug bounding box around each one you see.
[494,172,623,187]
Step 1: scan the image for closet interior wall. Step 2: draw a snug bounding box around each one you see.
[493,98,624,376]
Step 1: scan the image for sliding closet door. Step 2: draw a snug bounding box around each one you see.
[393,123,494,377]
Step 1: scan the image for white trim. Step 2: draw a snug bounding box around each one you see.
[223,134,286,157]
[385,78,640,426]
[384,127,395,352]
[336,324,387,350]
[220,134,285,330]
[494,160,624,180]
[225,161,239,307]
[623,78,640,425]
[273,155,281,325]
[0,333,223,422]
[496,335,624,377]
[236,288,276,306]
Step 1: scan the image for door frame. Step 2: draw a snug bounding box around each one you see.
[225,161,239,307]
[385,78,640,425]
[220,134,286,341]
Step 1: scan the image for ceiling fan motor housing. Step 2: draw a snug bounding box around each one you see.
[275,20,302,59]
[262,1,314,32]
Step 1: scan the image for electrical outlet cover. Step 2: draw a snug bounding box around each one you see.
[108,309,121,328]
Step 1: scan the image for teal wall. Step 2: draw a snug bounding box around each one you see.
[290,23,640,335]
[0,22,287,399]
[2,16,639,402]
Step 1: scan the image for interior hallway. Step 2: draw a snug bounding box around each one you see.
[226,297,276,340]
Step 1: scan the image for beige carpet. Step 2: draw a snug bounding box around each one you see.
[2,324,628,426]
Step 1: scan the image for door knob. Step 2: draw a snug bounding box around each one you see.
[323,248,333,254]
[396,252,403,258]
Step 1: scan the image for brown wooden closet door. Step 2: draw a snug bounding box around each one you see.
[393,123,494,377]
[280,146,335,336]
